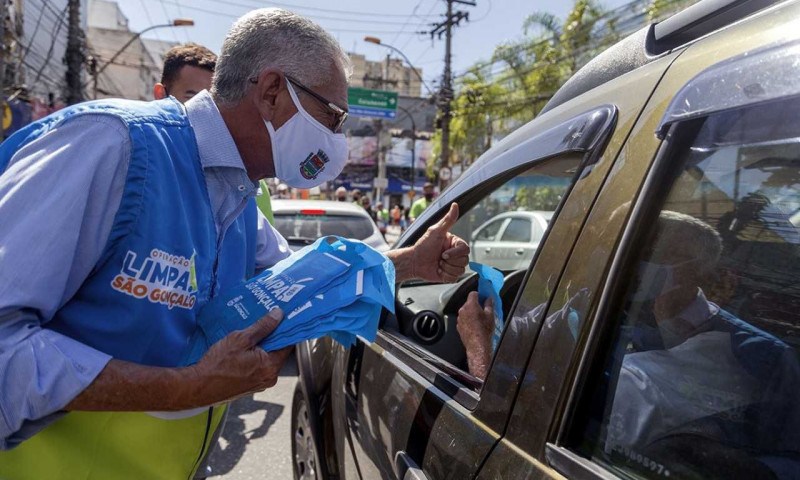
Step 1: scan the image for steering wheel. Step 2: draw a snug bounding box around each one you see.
[389,268,529,369]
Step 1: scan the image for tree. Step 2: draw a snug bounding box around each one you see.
[439,0,692,173]
[440,0,614,171]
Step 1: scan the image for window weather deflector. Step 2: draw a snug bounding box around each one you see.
[428,105,617,221]
[657,39,800,138]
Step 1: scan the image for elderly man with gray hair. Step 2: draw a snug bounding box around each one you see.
[604,211,800,477]
[458,209,799,464]
[0,9,469,478]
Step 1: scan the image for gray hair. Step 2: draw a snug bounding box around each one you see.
[655,210,722,275]
[211,8,352,104]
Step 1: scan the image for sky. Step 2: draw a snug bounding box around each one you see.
[114,0,630,91]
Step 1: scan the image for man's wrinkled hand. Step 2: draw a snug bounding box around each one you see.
[188,308,292,405]
[456,292,495,380]
[411,203,470,283]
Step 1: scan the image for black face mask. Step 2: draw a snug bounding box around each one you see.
[424,193,434,201]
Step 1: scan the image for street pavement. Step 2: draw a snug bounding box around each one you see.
[207,356,299,480]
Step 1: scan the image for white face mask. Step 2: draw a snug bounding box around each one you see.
[264,82,348,189]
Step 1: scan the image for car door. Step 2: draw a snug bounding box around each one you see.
[493,216,536,270]
[325,100,632,480]
[476,4,800,478]
[471,217,509,266]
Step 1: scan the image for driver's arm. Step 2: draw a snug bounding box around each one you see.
[456,292,495,380]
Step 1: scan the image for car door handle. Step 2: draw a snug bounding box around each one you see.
[484,247,492,253]
[395,451,430,480]
[515,248,525,255]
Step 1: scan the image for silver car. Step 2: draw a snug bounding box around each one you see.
[271,199,389,252]
[471,211,553,270]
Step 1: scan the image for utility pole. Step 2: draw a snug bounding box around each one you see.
[65,0,84,105]
[426,0,475,179]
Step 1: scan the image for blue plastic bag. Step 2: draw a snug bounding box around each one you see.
[468,261,505,350]
[184,236,395,364]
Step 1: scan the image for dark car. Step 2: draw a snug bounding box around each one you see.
[293,1,800,479]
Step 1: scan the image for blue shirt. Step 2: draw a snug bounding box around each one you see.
[0,91,290,447]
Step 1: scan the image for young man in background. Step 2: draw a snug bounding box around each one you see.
[153,43,217,103]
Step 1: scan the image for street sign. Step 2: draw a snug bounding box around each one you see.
[348,87,398,119]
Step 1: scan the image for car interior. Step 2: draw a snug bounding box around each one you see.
[380,156,582,380]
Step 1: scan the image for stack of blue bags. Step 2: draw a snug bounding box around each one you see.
[184,236,395,364]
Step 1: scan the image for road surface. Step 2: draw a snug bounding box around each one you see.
[207,356,298,480]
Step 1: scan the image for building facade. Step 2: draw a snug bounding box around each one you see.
[348,53,423,98]
[86,0,176,101]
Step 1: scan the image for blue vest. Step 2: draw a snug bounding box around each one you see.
[0,98,258,478]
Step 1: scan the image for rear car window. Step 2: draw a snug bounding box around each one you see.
[273,213,375,241]
[569,97,800,479]
[501,218,532,242]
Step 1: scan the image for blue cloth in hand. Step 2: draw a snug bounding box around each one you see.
[184,236,395,364]
[468,261,505,350]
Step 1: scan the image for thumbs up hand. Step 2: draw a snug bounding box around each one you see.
[406,203,470,283]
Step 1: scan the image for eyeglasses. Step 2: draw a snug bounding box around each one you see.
[249,74,348,133]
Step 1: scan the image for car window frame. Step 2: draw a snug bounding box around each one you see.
[548,53,800,478]
[375,104,618,411]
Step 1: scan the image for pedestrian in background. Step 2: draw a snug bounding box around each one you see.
[153,43,217,103]
[410,182,436,222]
[375,201,389,236]
[391,204,402,227]
[351,188,362,206]
[360,195,376,221]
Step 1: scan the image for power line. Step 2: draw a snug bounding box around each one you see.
[162,0,435,24]
[157,0,181,43]
[173,0,192,42]
[387,0,428,46]
[399,0,439,52]
[177,0,442,18]
[33,2,68,87]
[154,1,425,34]
[139,0,164,42]
[453,0,685,79]
[16,6,48,69]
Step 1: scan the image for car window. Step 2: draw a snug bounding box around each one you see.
[449,158,577,272]
[501,218,532,243]
[568,98,800,479]
[474,218,505,241]
[387,155,583,384]
[273,213,375,240]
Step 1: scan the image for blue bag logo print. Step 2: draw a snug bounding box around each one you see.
[183,237,395,365]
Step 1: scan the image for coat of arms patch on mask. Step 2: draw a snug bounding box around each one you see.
[300,149,330,179]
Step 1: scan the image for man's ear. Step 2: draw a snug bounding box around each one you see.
[253,69,285,120]
[153,83,168,100]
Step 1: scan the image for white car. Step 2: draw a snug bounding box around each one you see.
[271,199,390,252]
[471,211,554,270]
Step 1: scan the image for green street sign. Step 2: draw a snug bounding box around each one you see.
[348,87,398,119]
